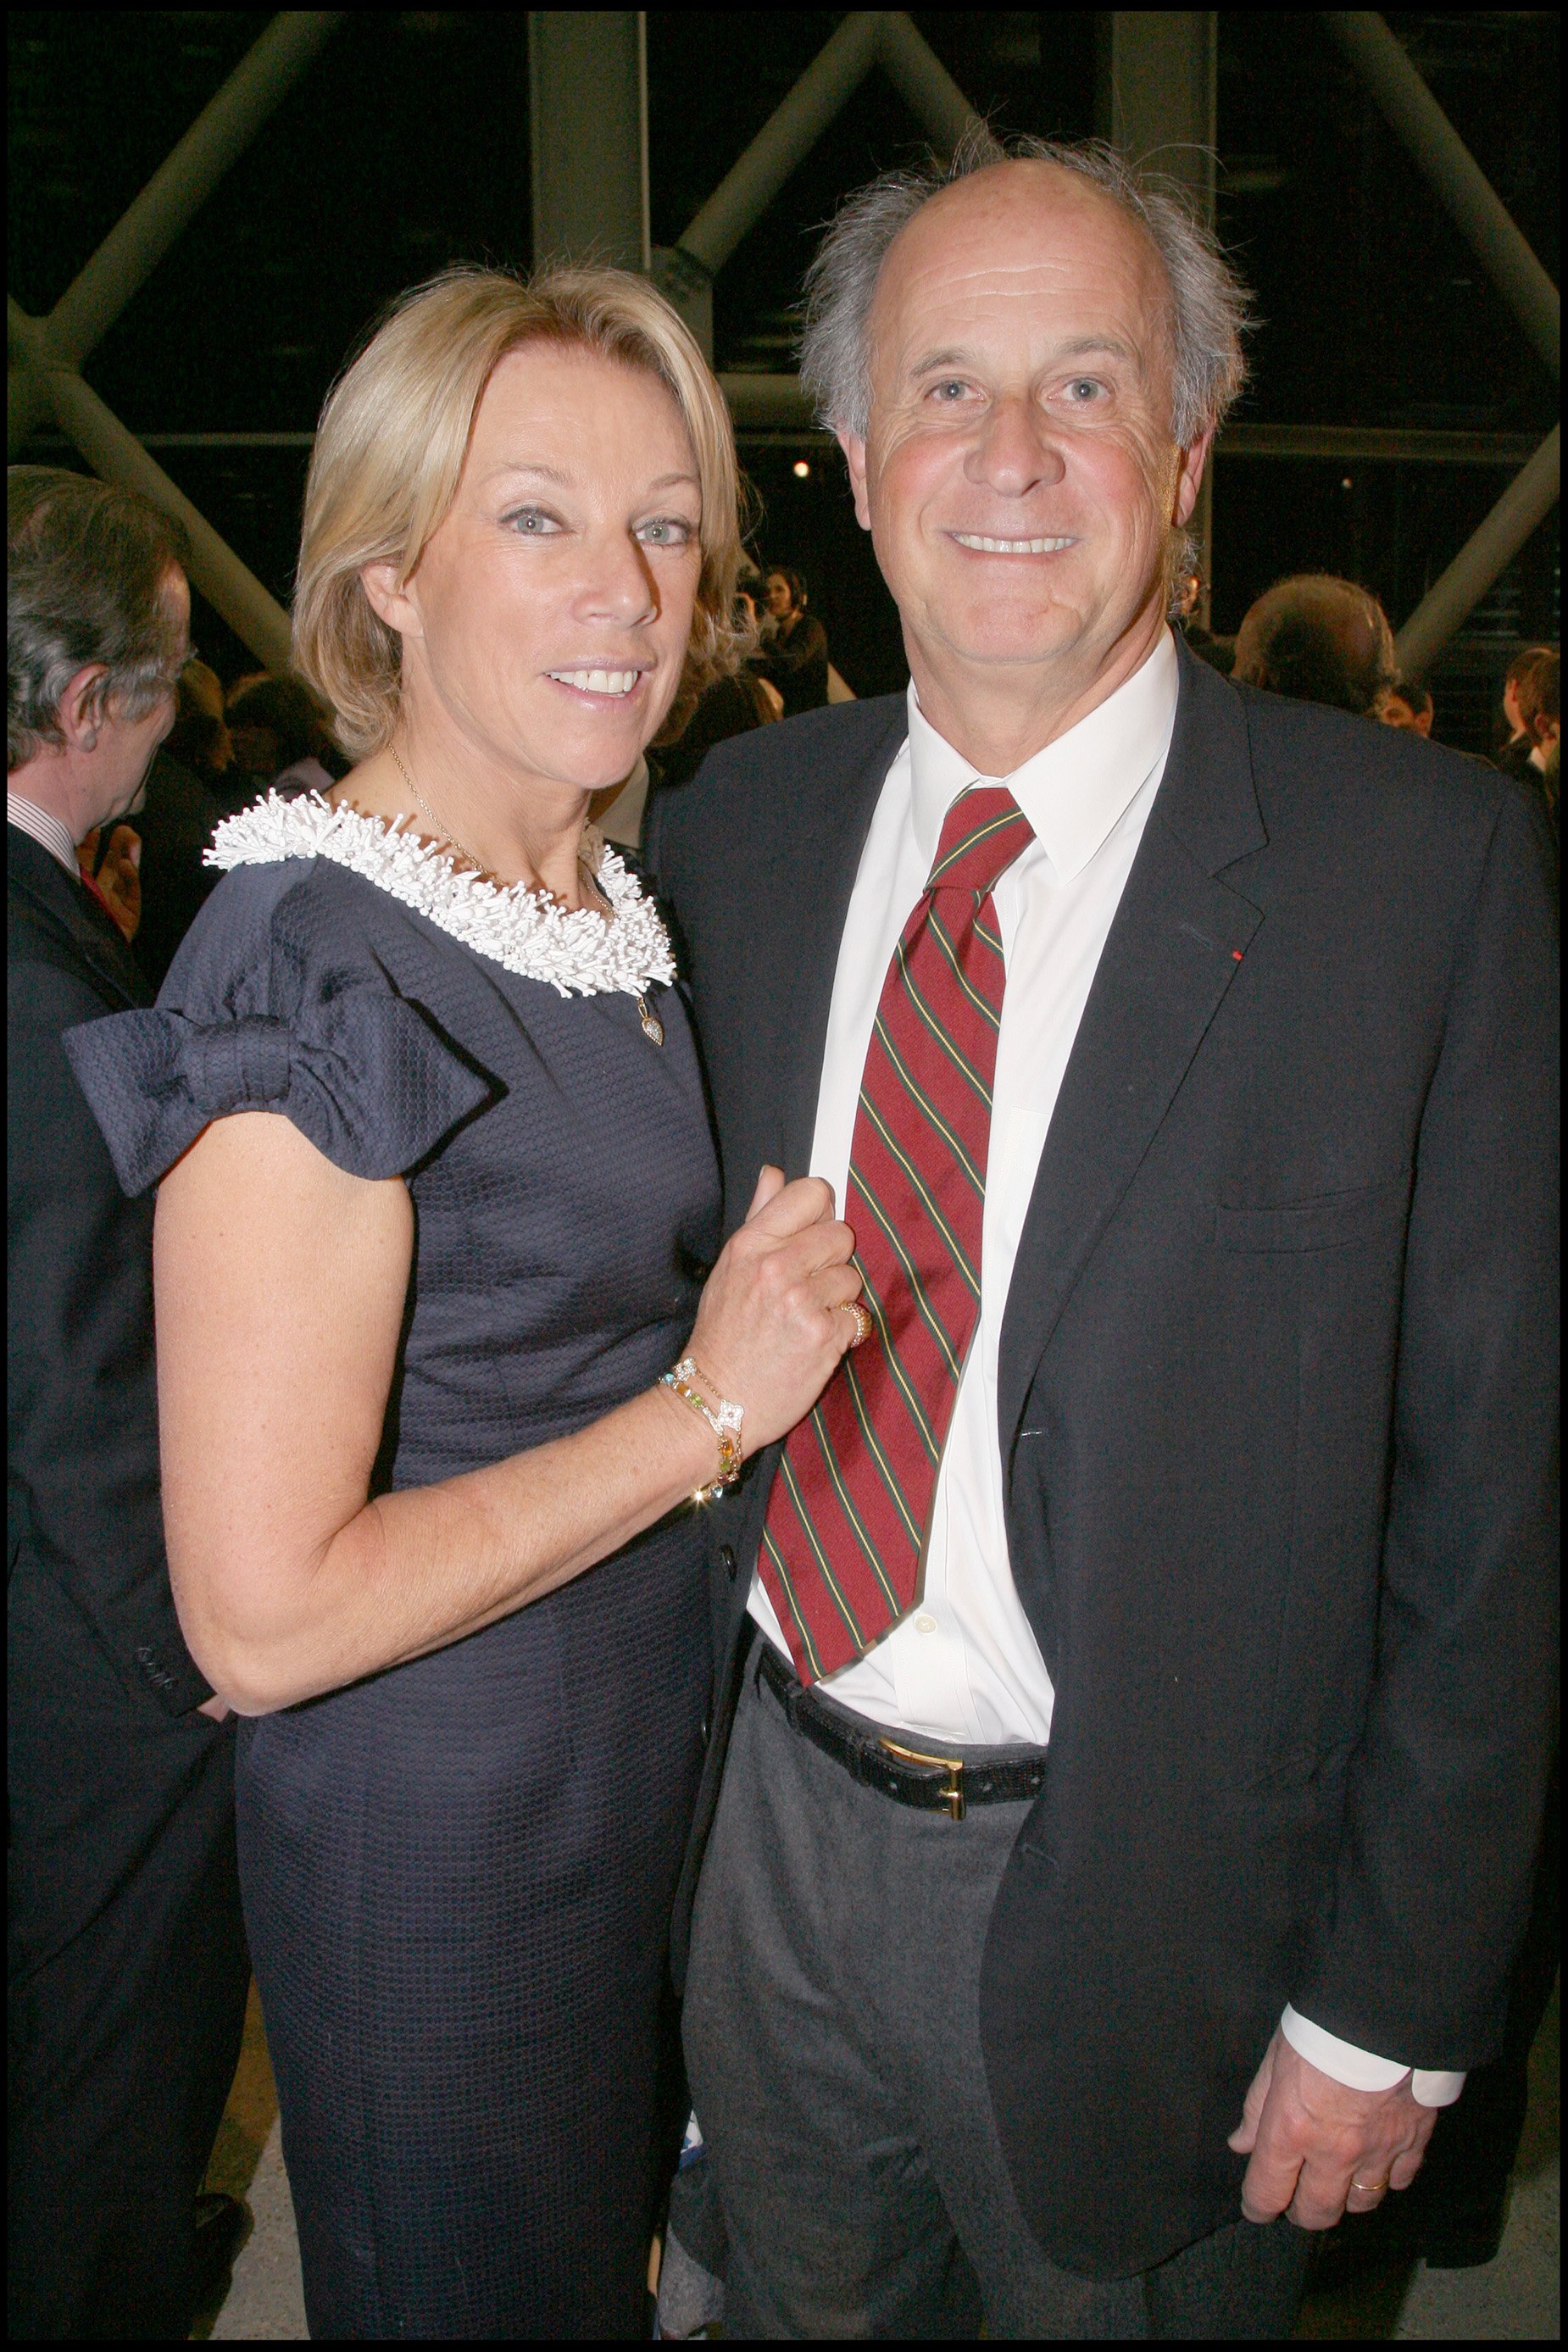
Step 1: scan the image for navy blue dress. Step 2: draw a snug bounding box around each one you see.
[67,845,720,2338]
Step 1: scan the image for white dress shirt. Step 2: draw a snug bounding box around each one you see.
[748,628,1462,2107]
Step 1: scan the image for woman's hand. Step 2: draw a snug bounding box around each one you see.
[154,1128,854,1715]
[685,1165,861,1452]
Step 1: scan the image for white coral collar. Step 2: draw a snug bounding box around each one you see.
[207,791,676,1000]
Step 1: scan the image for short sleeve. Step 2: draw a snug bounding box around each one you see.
[63,862,495,1196]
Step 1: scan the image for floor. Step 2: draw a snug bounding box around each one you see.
[192,1980,1560,2341]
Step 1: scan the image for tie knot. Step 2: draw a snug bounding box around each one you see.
[926,786,1033,901]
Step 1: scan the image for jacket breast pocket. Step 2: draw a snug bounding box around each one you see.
[1215,1174,1410,1254]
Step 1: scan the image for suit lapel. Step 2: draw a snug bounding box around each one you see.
[996,644,1265,1456]
[753,699,908,1178]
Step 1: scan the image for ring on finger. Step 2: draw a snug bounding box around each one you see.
[839,1301,874,1348]
[1350,2178,1389,2195]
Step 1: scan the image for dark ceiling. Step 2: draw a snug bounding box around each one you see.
[8,9,1560,734]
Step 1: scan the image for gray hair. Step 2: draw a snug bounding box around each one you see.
[800,128,1248,447]
[8,466,189,771]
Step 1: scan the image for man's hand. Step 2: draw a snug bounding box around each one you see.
[197,1693,231,1723]
[1229,2029,1436,2229]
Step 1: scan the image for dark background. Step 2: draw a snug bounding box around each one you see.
[9,10,1560,751]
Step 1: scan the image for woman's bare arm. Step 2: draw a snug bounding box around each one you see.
[155,1112,858,1715]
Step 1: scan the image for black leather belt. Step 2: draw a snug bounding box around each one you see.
[757,1639,1048,1821]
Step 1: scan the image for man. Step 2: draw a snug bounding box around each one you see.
[1170,568,1233,679]
[1232,572,1398,714]
[648,134,1557,2338]
[8,468,250,2337]
[1497,642,1560,782]
[1378,678,1434,736]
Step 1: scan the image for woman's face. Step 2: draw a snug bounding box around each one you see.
[386,344,704,792]
[765,571,795,620]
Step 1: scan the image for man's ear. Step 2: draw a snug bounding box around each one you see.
[835,429,873,534]
[1172,428,1215,529]
[58,664,110,752]
[359,561,422,641]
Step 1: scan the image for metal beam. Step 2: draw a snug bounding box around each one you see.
[528,13,649,270]
[1219,423,1538,464]
[657,13,981,363]
[8,13,344,454]
[1100,12,1218,220]
[676,13,981,281]
[11,300,293,670]
[1322,13,1560,380]
[676,14,884,280]
[1394,428,1560,683]
[874,14,983,155]
[1098,14,1218,623]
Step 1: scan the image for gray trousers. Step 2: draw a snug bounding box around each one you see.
[682,1652,1308,2340]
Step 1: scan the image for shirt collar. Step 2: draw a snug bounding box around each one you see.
[8,790,81,879]
[905,626,1180,883]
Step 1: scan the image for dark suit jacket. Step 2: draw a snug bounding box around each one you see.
[8,825,209,1720]
[647,638,1560,2277]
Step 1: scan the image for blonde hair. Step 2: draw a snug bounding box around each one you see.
[293,266,750,757]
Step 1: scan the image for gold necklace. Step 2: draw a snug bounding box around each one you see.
[386,741,664,1045]
[388,742,486,873]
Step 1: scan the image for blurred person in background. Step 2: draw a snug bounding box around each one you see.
[655,668,781,796]
[757,563,831,716]
[634,576,782,821]
[1378,677,1434,736]
[75,812,144,942]
[121,657,229,991]
[1171,564,1235,677]
[1540,730,1560,831]
[1496,644,1560,786]
[223,671,342,805]
[164,657,232,789]
[1232,573,1398,716]
[8,467,249,2340]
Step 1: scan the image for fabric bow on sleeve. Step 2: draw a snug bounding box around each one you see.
[64,986,495,1198]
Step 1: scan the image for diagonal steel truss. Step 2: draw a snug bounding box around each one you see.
[8,14,345,667]
[6,11,1558,674]
[1321,14,1559,678]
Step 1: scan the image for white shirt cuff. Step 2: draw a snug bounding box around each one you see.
[1280,2006,1466,2107]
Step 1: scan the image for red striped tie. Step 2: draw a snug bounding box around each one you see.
[759,785,1034,1682]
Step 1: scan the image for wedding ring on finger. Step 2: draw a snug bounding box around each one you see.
[839,1301,874,1349]
[1350,2178,1389,2196]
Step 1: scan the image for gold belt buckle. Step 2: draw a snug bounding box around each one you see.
[878,1736,966,1821]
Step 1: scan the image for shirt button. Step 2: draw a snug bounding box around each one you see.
[915,1614,937,1634]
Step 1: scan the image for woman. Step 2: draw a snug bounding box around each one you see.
[68,268,863,2339]
[756,563,830,716]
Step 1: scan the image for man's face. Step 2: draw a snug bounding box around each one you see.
[839,163,1208,709]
